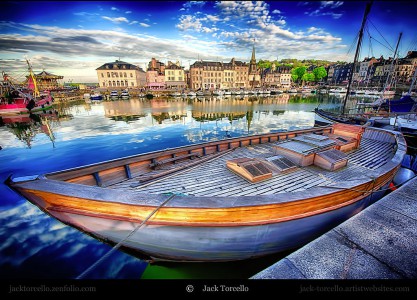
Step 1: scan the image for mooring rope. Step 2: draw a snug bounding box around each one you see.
[76,193,177,279]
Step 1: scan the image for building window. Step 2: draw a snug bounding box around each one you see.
[124,72,127,77]
[107,72,110,78]
[101,73,104,78]
[130,73,133,77]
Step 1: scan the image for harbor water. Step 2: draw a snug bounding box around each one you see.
[0,93,410,279]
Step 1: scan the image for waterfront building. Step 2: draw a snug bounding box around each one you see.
[278,66,292,89]
[96,60,146,89]
[146,70,165,90]
[164,61,186,90]
[146,58,166,90]
[327,63,353,85]
[263,65,292,89]
[231,58,249,89]
[222,63,236,90]
[357,57,378,84]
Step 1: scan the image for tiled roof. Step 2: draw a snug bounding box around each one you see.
[96,60,143,71]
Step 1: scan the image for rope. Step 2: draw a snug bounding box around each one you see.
[75,193,177,279]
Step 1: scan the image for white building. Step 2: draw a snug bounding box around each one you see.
[96,60,146,89]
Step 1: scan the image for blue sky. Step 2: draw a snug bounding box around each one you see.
[1,1,417,82]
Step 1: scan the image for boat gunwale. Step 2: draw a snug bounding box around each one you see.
[44,125,334,181]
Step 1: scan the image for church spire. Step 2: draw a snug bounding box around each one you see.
[250,38,256,63]
[249,38,257,74]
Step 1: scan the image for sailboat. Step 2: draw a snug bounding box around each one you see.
[315,2,373,125]
[388,67,417,138]
[0,59,54,115]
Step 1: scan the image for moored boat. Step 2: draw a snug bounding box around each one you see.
[120,89,130,99]
[90,92,103,101]
[1,61,54,115]
[6,123,406,262]
[109,90,119,99]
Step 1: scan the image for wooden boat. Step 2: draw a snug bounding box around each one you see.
[6,124,406,262]
[314,108,370,125]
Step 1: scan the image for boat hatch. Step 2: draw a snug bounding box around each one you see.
[226,158,273,183]
[314,149,348,171]
[264,155,298,174]
[293,134,337,148]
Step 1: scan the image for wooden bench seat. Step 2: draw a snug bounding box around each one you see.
[149,152,201,169]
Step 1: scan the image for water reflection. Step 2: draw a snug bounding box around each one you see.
[0,112,59,149]
[0,201,147,279]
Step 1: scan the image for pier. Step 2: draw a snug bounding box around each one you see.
[251,175,417,279]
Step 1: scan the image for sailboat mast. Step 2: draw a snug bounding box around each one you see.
[382,32,402,94]
[342,1,372,115]
[408,65,417,95]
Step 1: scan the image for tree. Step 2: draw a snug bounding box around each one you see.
[312,66,327,82]
[291,74,298,82]
[291,67,307,84]
[257,60,271,69]
[301,72,314,84]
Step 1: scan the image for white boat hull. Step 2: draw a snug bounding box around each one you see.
[48,186,388,262]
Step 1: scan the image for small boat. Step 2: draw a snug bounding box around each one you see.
[169,92,181,97]
[1,61,54,115]
[90,92,103,101]
[109,90,119,99]
[314,108,370,125]
[6,123,406,262]
[212,90,224,96]
[390,113,417,135]
[120,90,130,99]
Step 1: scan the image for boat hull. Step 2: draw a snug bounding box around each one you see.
[31,183,388,262]
[0,97,53,115]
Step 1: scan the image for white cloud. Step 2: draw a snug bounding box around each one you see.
[206,15,220,22]
[306,1,344,19]
[272,9,281,14]
[320,1,344,9]
[111,7,119,11]
[140,23,150,28]
[125,11,132,14]
[73,12,99,17]
[201,27,218,33]
[183,1,205,9]
[176,15,202,31]
[102,16,129,24]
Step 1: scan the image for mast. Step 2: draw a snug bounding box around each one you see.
[342,1,372,115]
[408,65,417,95]
[26,58,40,98]
[382,32,402,94]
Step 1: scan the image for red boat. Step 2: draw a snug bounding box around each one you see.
[0,59,54,115]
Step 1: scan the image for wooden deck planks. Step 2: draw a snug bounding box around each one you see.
[113,136,395,197]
